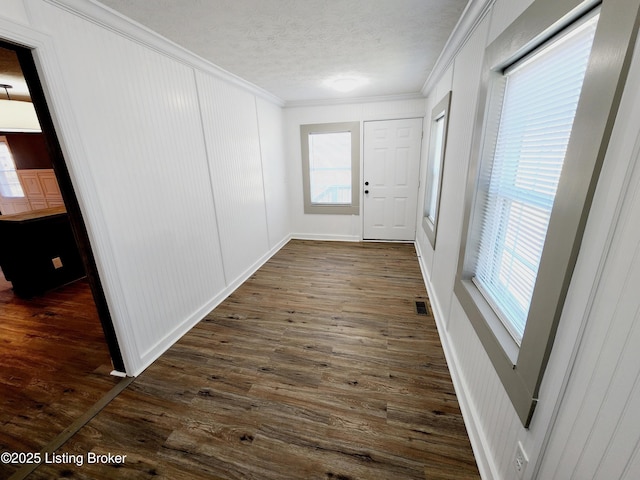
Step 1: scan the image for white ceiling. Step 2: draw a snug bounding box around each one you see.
[98,0,469,103]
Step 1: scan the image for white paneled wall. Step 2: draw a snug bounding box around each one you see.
[285,98,426,240]
[196,72,271,284]
[535,33,640,479]
[256,97,290,248]
[6,1,640,478]
[417,1,640,479]
[14,0,288,375]
[429,14,490,329]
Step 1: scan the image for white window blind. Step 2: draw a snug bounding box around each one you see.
[473,11,599,344]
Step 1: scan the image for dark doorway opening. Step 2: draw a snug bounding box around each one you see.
[0,39,124,372]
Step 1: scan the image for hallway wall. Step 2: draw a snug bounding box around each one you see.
[0,0,290,375]
[416,0,640,478]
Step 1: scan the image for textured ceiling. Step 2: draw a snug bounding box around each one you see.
[98,0,469,103]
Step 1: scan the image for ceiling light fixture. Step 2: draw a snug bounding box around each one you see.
[324,75,369,93]
[0,83,41,133]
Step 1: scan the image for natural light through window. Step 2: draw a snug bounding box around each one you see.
[0,137,25,198]
[425,115,445,223]
[308,132,352,205]
[472,12,599,344]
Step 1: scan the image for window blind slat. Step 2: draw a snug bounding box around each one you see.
[473,13,599,344]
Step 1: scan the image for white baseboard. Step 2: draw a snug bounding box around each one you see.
[414,240,496,480]
[291,233,360,242]
[132,235,292,376]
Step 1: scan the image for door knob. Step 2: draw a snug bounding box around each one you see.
[365,190,369,194]
[365,181,369,186]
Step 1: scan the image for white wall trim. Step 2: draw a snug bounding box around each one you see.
[42,0,284,107]
[0,12,142,374]
[421,0,495,96]
[415,239,497,480]
[291,233,361,242]
[285,92,426,109]
[134,234,292,376]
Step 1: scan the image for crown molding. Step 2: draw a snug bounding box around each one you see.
[421,0,495,96]
[42,0,285,107]
[284,92,426,109]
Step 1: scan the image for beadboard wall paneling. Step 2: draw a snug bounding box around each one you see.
[535,40,640,478]
[415,6,534,476]
[428,13,490,327]
[540,144,640,480]
[285,99,426,240]
[28,2,229,372]
[418,1,640,479]
[256,97,291,248]
[196,71,271,283]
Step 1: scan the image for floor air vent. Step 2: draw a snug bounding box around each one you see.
[415,301,429,316]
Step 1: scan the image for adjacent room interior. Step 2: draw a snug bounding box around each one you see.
[2,0,640,479]
[0,43,123,465]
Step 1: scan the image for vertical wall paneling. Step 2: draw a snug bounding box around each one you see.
[24,0,288,375]
[256,97,291,248]
[28,2,229,371]
[541,137,640,480]
[18,1,640,477]
[417,1,640,479]
[429,13,490,329]
[196,71,271,284]
[534,34,640,477]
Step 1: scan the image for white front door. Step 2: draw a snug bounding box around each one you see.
[363,118,423,240]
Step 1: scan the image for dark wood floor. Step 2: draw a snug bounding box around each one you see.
[26,240,480,479]
[0,276,118,479]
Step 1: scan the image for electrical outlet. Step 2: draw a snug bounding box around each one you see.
[52,257,63,269]
[514,441,528,479]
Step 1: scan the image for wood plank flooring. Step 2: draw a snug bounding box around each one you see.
[0,277,119,479]
[28,240,480,479]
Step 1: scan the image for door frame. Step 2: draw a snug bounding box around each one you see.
[0,38,125,372]
[362,117,424,241]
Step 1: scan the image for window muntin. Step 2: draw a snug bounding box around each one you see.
[301,122,360,215]
[472,12,598,345]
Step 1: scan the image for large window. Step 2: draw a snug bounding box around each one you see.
[473,12,598,346]
[422,91,452,248]
[301,122,360,215]
[454,0,639,427]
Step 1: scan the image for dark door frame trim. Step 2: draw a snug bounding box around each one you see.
[0,39,125,373]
